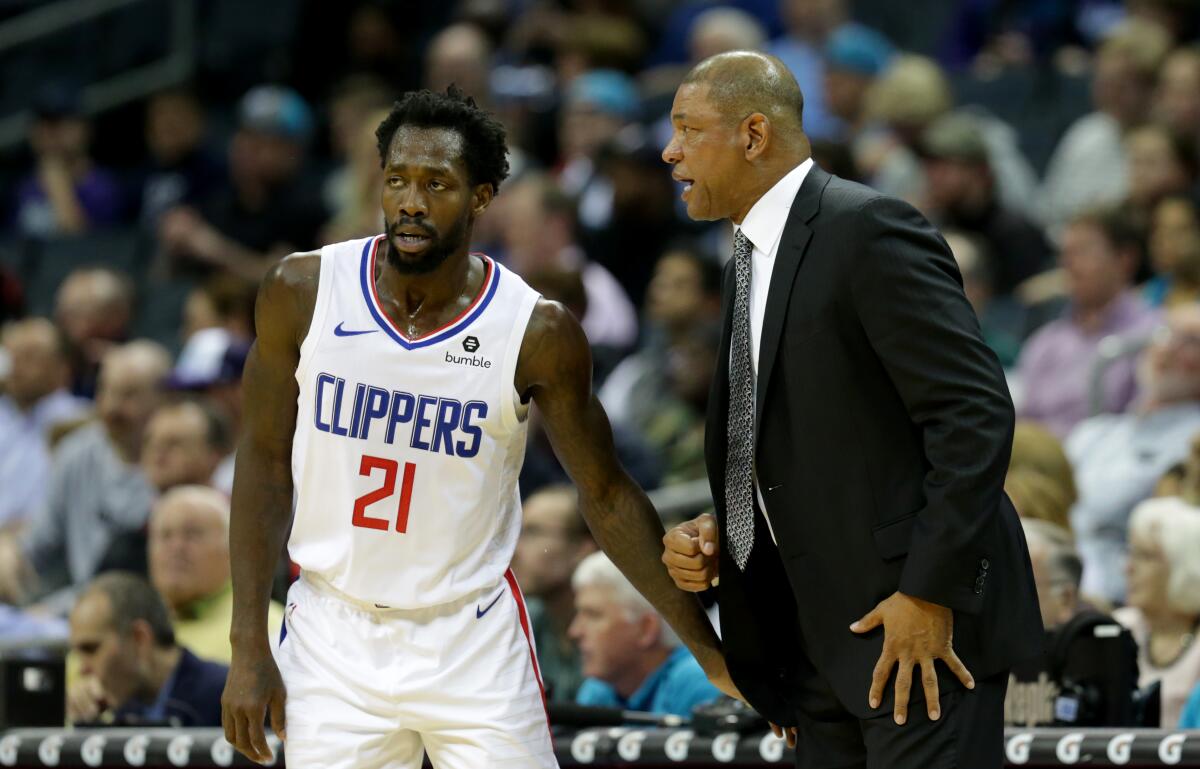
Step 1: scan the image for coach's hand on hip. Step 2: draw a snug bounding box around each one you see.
[221,648,287,765]
[662,513,720,591]
[850,592,975,725]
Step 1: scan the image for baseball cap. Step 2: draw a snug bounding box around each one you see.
[825,26,894,78]
[166,328,250,390]
[918,112,990,165]
[566,70,640,119]
[238,85,314,143]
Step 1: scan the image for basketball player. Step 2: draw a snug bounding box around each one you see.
[220,87,731,768]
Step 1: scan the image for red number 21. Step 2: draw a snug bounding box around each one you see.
[352,455,417,533]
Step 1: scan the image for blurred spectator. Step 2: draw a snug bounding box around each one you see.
[767,0,879,141]
[321,105,391,245]
[601,245,722,428]
[13,84,123,237]
[1155,46,1200,141]
[1145,195,1200,308]
[499,172,637,351]
[1017,208,1157,438]
[823,25,894,140]
[918,112,1052,294]
[1009,420,1079,508]
[140,400,228,493]
[148,486,283,665]
[322,76,393,229]
[180,275,258,344]
[638,321,720,484]
[1113,498,1200,727]
[557,69,639,203]
[424,23,493,105]
[1007,470,1075,532]
[0,318,89,530]
[1040,19,1172,233]
[0,341,168,613]
[1125,123,1198,226]
[1183,678,1200,728]
[138,88,225,228]
[554,13,647,86]
[159,85,326,282]
[943,229,1024,367]
[54,267,134,399]
[67,571,227,726]
[1022,518,1087,630]
[511,485,597,703]
[569,552,720,717]
[688,6,767,63]
[1067,305,1200,603]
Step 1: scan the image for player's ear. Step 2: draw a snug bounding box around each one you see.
[471,183,494,217]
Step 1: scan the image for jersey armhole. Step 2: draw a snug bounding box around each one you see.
[500,290,542,431]
[295,246,336,383]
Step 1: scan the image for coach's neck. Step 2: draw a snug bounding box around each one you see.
[730,138,811,226]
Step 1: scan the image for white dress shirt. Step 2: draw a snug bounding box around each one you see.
[729,158,814,543]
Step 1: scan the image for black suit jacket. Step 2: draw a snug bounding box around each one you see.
[704,166,1044,725]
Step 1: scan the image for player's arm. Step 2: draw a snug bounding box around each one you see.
[222,253,318,764]
[518,300,733,691]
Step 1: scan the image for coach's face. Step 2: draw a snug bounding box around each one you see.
[381,126,493,274]
[662,83,753,222]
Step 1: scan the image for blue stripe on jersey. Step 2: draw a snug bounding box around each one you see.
[359,236,501,350]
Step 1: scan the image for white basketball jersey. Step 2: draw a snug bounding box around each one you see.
[289,235,541,608]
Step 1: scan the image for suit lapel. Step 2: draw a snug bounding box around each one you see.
[753,166,830,431]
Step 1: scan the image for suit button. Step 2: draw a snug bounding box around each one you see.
[973,586,983,595]
[980,558,990,571]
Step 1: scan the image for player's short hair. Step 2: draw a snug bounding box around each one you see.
[85,571,176,648]
[572,552,680,648]
[375,85,510,193]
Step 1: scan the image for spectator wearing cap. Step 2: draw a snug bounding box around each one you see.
[148,486,283,665]
[1113,498,1200,727]
[569,552,720,718]
[558,69,640,204]
[12,83,124,237]
[918,111,1052,295]
[67,572,228,727]
[1066,305,1200,604]
[823,25,893,140]
[0,341,169,614]
[1040,19,1172,234]
[159,85,327,283]
[1016,208,1158,438]
[767,0,883,141]
[164,334,247,495]
[0,318,89,530]
[138,88,226,228]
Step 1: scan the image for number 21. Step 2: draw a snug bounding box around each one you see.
[352,455,416,533]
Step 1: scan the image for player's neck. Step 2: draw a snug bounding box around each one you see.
[377,247,475,318]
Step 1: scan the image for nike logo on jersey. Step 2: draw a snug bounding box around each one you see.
[476,590,504,619]
[334,322,378,337]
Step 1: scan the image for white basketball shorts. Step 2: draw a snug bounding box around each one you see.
[276,569,558,768]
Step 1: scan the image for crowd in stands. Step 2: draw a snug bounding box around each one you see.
[2,0,1200,729]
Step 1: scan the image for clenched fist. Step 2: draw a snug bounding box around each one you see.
[661,513,720,591]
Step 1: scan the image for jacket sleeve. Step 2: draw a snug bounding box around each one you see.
[848,196,1015,615]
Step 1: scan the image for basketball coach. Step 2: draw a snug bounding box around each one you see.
[660,51,1043,768]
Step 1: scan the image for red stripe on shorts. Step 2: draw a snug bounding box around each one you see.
[504,568,554,744]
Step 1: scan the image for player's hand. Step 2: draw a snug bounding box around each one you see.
[769,723,798,748]
[849,591,974,725]
[661,513,719,591]
[222,648,287,764]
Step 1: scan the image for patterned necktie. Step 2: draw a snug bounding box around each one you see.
[725,229,755,571]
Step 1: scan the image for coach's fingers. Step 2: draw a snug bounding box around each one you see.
[893,658,913,726]
[942,648,975,691]
[695,513,719,556]
[867,649,893,710]
[663,525,702,558]
[662,547,711,571]
[920,658,940,721]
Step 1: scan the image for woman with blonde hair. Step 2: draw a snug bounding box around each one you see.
[1113,499,1200,726]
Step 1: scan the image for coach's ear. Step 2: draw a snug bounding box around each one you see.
[471,183,494,217]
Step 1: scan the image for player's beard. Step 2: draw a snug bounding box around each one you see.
[385,212,471,275]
